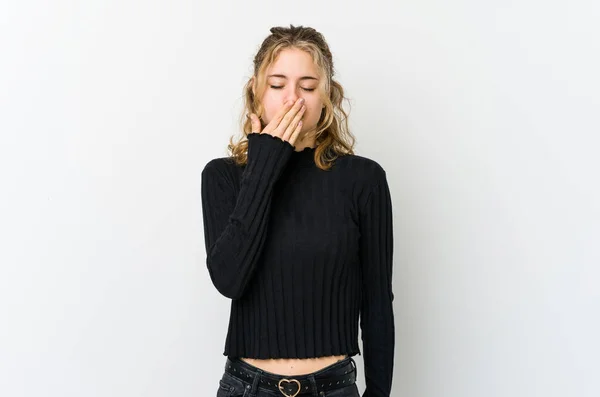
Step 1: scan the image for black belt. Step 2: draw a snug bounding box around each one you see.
[224,357,356,396]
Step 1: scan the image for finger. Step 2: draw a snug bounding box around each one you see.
[262,100,295,134]
[249,113,261,133]
[276,99,304,136]
[283,104,306,141]
[289,120,303,147]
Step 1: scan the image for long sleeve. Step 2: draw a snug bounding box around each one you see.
[358,167,395,397]
[201,132,294,300]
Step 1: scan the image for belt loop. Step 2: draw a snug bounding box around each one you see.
[248,368,263,397]
[307,374,321,397]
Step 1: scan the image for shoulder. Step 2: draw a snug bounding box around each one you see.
[202,156,236,173]
[335,152,388,187]
[201,156,240,186]
[334,152,390,208]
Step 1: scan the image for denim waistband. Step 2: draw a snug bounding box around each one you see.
[221,355,357,396]
[227,355,356,379]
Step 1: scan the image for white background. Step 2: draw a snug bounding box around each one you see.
[1,1,599,396]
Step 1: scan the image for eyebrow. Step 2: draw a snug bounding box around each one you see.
[267,74,319,81]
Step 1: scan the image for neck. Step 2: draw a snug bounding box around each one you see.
[294,144,316,152]
[294,131,317,152]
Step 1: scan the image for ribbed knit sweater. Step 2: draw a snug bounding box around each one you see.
[201,132,395,397]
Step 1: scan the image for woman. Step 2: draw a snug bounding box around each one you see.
[201,25,395,397]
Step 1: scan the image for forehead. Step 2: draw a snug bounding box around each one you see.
[266,48,320,79]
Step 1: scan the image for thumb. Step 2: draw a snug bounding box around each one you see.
[249,113,262,133]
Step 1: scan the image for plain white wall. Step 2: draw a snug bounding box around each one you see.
[1,1,598,396]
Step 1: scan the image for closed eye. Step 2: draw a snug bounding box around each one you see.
[270,85,315,92]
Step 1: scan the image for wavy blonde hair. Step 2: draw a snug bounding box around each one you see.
[227,24,356,171]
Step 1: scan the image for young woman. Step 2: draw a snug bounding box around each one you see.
[201,24,395,397]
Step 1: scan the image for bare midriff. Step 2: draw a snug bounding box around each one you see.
[240,354,348,376]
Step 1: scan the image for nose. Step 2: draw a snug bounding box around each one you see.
[285,88,303,105]
[285,95,299,105]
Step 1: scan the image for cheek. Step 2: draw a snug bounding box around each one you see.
[260,101,277,124]
[262,96,283,116]
[306,103,323,121]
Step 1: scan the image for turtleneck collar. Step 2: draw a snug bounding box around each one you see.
[293,145,316,153]
[290,145,317,166]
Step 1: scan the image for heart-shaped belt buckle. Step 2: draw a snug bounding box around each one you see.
[277,378,301,397]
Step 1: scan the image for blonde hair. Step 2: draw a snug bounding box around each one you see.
[227,24,356,171]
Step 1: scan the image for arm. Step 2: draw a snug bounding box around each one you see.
[358,168,395,397]
[201,132,293,300]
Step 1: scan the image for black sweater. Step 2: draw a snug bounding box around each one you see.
[201,132,395,397]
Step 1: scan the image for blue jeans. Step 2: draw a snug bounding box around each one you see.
[216,356,359,397]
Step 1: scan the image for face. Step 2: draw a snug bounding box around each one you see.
[253,48,325,140]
